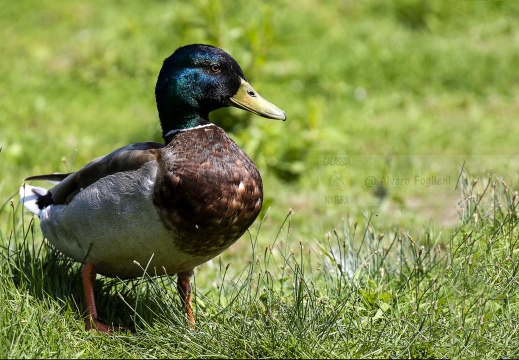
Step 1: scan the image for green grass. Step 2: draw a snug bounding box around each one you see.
[2,171,519,358]
[2,0,519,358]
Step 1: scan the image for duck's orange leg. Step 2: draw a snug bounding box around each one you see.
[177,270,195,326]
[82,263,134,333]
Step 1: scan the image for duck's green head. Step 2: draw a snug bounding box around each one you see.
[155,44,286,135]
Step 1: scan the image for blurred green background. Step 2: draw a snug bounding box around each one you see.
[2,0,519,237]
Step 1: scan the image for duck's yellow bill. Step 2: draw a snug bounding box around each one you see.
[229,79,286,121]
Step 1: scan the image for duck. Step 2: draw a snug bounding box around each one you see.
[19,44,286,333]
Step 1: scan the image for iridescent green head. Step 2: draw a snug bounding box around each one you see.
[155,44,286,136]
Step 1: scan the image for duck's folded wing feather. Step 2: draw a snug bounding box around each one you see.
[41,142,164,205]
[25,173,72,182]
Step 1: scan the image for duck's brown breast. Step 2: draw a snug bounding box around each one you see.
[153,125,263,256]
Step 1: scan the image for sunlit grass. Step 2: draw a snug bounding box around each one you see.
[2,0,519,219]
[2,171,519,358]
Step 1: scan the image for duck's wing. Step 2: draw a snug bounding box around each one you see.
[24,142,164,207]
[25,173,72,182]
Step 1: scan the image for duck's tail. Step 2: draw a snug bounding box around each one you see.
[19,184,49,216]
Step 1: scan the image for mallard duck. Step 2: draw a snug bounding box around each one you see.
[19,44,286,332]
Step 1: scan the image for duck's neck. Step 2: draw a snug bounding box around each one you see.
[160,110,211,143]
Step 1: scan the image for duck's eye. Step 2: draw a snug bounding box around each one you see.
[210,64,221,73]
